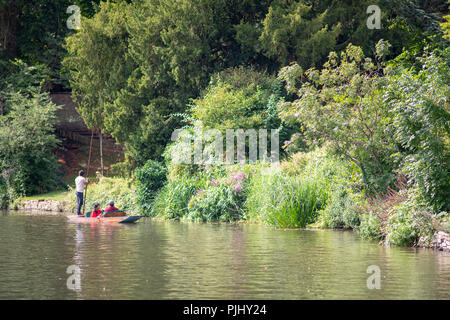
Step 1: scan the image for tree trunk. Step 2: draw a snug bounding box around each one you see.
[0,1,20,57]
[99,129,104,176]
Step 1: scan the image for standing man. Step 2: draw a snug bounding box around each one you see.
[75,170,89,216]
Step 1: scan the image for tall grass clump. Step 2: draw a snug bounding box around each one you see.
[150,175,209,219]
[245,166,329,228]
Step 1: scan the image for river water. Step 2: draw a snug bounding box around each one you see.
[0,210,448,299]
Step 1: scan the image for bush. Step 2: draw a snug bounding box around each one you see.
[358,213,384,241]
[135,160,168,213]
[282,147,361,229]
[385,48,450,211]
[385,205,435,247]
[0,176,20,209]
[191,67,283,131]
[319,185,360,229]
[357,186,437,246]
[186,184,242,222]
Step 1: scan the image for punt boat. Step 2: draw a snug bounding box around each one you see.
[67,210,144,224]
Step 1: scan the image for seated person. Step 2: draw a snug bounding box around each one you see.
[91,203,102,218]
[103,200,119,212]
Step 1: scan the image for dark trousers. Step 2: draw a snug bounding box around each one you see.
[76,192,84,215]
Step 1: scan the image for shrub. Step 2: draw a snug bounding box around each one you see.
[319,185,360,229]
[186,169,249,222]
[358,213,384,241]
[135,160,168,213]
[282,147,361,229]
[385,48,450,212]
[191,67,283,131]
[385,204,435,247]
[186,184,242,222]
[433,212,450,234]
[357,185,437,246]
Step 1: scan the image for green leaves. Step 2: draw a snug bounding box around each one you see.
[135,160,168,212]
[260,1,341,68]
[277,41,397,192]
[63,1,131,131]
[384,48,450,211]
[0,62,62,201]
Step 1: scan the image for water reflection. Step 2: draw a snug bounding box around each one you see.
[0,211,448,299]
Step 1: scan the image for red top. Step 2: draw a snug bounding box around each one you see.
[103,206,119,212]
[91,210,102,218]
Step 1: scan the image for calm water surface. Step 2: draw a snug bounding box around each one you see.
[0,210,449,299]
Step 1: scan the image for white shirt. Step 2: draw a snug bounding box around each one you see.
[75,176,86,193]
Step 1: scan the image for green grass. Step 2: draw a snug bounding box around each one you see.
[245,168,329,228]
[22,189,71,201]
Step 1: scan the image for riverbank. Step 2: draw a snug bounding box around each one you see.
[9,150,449,252]
[16,199,72,213]
[10,197,450,253]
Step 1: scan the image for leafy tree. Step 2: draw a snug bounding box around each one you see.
[63,1,133,173]
[442,14,450,40]
[277,41,397,192]
[384,48,450,211]
[64,1,131,131]
[191,68,283,130]
[258,0,341,69]
[0,0,78,89]
[0,61,62,205]
[83,0,274,168]
[74,0,102,18]
[237,0,448,71]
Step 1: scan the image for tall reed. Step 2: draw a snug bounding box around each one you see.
[245,168,329,228]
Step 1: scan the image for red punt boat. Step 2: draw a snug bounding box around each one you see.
[67,210,143,224]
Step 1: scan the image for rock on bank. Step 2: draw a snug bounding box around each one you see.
[16,199,71,213]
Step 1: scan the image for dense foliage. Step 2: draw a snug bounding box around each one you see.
[135,159,168,213]
[384,48,450,212]
[278,40,397,192]
[0,61,63,207]
[1,0,449,248]
[61,0,448,168]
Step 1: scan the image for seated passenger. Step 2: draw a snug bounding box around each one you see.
[103,200,119,212]
[91,203,102,218]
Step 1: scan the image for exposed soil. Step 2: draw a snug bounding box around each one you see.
[54,136,123,184]
[50,93,124,184]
